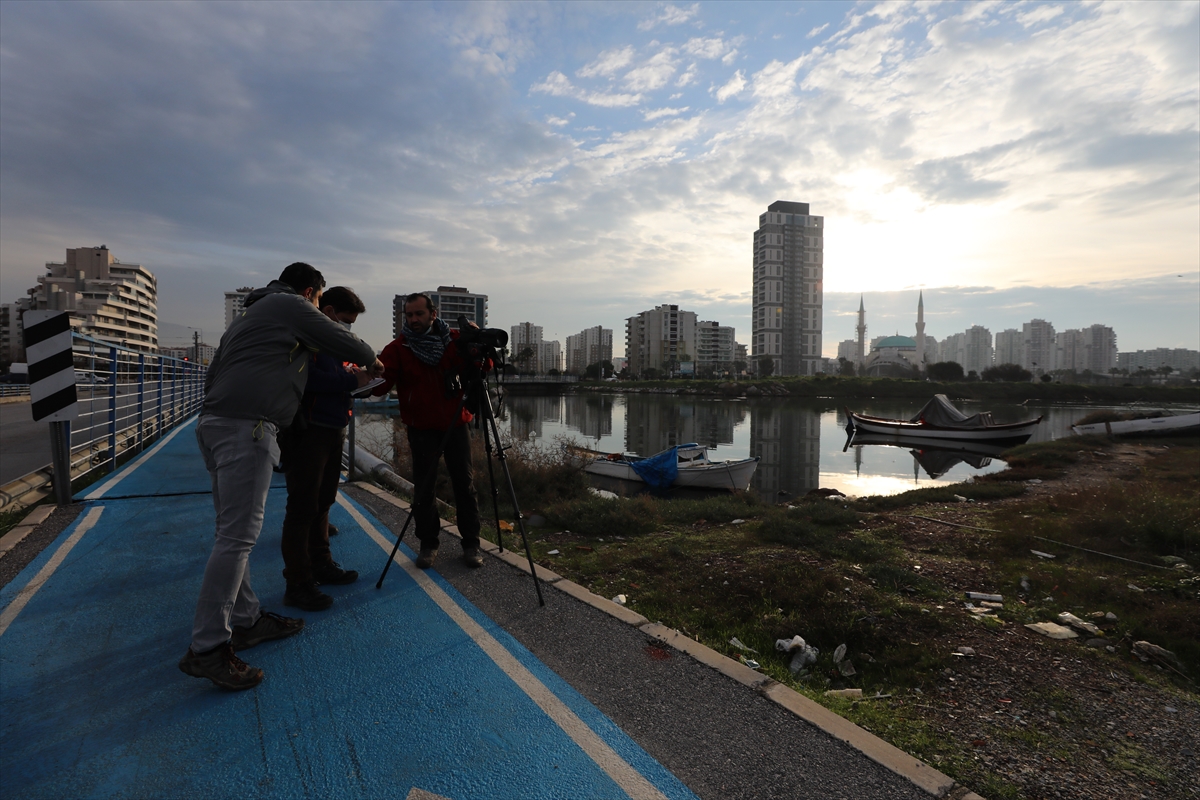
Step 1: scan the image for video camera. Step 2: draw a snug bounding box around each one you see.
[456,315,509,353]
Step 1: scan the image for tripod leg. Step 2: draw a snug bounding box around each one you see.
[478,380,545,607]
[480,412,507,553]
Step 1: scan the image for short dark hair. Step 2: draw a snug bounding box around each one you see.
[322,286,365,315]
[404,293,436,313]
[279,262,325,295]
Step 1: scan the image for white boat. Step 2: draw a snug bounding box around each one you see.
[846,395,1041,448]
[568,443,760,491]
[1071,411,1200,437]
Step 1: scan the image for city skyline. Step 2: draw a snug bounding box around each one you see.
[1,2,1197,357]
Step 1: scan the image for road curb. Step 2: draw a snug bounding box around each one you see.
[0,504,54,560]
[348,479,972,799]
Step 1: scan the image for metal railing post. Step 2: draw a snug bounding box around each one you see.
[108,346,118,473]
[137,353,145,452]
[50,420,73,506]
[157,358,164,439]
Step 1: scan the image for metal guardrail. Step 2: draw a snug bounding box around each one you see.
[0,385,30,398]
[66,333,207,488]
[501,374,579,383]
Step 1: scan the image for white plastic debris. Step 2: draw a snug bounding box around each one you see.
[738,655,760,670]
[838,660,857,677]
[1031,550,1056,559]
[730,519,746,525]
[611,594,627,606]
[729,637,757,653]
[1025,622,1078,640]
[965,592,1003,602]
[833,643,848,664]
[955,646,976,657]
[547,549,561,555]
[1057,612,1101,636]
[776,635,819,674]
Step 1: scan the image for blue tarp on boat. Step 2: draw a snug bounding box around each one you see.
[630,447,679,489]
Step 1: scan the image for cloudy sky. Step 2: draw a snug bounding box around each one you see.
[1,0,1197,355]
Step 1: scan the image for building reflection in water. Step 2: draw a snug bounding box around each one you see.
[749,402,821,499]
[503,395,564,440]
[623,395,744,456]
[564,395,613,441]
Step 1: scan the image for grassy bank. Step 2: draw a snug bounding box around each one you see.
[383,432,1199,798]
[578,375,1200,405]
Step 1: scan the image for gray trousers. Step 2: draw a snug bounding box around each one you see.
[191,415,279,653]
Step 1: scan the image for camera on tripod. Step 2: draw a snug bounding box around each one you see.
[455,315,508,360]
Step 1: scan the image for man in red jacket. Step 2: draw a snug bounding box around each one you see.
[373,293,484,569]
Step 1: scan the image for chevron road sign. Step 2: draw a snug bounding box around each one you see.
[22,311,78,423]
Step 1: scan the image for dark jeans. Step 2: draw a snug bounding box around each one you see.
[279,424,345,585]
[407,424,480,550]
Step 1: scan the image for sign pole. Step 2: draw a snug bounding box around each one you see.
[49,420,73,506]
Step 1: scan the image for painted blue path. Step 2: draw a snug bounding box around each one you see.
[0,419,699,800]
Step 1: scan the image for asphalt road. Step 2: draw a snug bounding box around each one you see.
[0,400,49,484]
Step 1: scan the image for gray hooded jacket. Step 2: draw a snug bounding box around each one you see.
[202,281,376,427]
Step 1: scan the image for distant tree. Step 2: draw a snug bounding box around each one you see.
[642,368,660,380]
[547,368,560,376]
[515,346,536,374]
[837,357,856,377]
[927,361,965,382]
[966,370,979,382]
[1158,365,1174,376]
[1040,373,1053,383]
[733,360,747,377]
[982,363,1032,382]
[758,356,775,377]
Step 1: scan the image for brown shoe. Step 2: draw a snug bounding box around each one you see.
[415,548,438,569]
[179,643,263,690]
[230,610,304,651]
[462,547,484,569]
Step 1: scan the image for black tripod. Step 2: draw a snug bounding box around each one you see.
[375,342,545,606]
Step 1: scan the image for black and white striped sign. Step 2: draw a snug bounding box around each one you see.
[23,311,78,422]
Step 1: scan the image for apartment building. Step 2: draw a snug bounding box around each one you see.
[393,286,487,338]
[625,305,696,378]
[565,325,613,375]
[751,201,823,376]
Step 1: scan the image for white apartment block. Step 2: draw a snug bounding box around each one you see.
[510,322,543,372]
[224,287,254,329]
[994,329,1022,366]
[539,341,563,373]
[752,201,823,376]
[1053,325,1115,373]
[160,343,217,364]
[1021,319,1056,375]
[25,246,158,353]
[393,286,487,338]
[939,326,993,375]
[696,320,736,375]
[0,303,26,365]
[566,325,613,375]
[625,305,696,377]
[1117,348,1200,373]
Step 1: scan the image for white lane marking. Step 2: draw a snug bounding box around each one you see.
[0,506,105,637]
[406,790,452,800]
[84,415,199,499]
[337,494,669,800]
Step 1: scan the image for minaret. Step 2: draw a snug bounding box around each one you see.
[856,295,866,368]
[914,291,926,372]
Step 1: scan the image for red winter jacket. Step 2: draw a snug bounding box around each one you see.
[374,331,473,430]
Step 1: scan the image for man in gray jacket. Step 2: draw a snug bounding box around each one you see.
[179,262,383,691]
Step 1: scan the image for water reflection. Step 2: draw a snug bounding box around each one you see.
[358,392,1176,500]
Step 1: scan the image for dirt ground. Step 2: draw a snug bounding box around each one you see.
[861,444,1198,799]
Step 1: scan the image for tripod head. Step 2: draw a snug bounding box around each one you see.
[456,315,508,368]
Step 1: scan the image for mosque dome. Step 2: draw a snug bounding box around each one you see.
[874,335,917,350]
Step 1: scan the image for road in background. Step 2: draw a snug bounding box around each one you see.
[0,401,48,484]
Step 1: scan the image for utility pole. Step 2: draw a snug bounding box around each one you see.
[192,330,200,364]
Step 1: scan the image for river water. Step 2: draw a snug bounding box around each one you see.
[353,392,1188,499]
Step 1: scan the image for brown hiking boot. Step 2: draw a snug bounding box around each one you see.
[415,547,438,569]
[284,581,334,611]
[230,610,304,651]
[179,643,263,690]
[313,561,358,585]
[462,546,484,568]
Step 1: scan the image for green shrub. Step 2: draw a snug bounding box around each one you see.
[543,494,659,537]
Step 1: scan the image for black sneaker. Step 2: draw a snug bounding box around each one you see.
[415,548,438,569]
[327,524,340,537]
[230,610,304,651]
[284,582,334,611]
[313,561,359,585]
[179,643,263,690]
[462,547,484,569]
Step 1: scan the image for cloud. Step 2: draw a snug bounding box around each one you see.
[531,71,644,107]
[712,70,746,103]
[624,48,680,91]
[643,107,690,121]
[637,3,700,32]
[683,37,728,59]
[1017,5,1065,28]
[807,23,830,38]
[577,46,636,79]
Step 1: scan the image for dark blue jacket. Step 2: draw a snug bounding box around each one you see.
[298,351,359,429]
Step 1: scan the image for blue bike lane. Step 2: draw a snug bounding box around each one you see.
[0,418,699,800]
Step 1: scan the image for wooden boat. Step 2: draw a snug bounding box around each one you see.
[847,433,1007,478]
[568,443,760,491]
[1071,411,1200,438]
[845,395,1041,448]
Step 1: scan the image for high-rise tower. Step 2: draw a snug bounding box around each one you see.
[855,295,866,368]
[751,201,824,376]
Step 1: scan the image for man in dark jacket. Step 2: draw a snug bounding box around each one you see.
[373,292,484,570]
[180,263,383,691]
[278,286,372,611]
